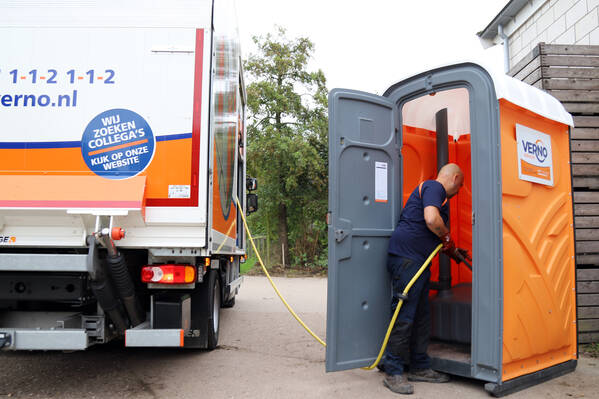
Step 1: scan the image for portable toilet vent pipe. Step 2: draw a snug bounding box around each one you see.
[326,62,577,397]
[434,107,452,296]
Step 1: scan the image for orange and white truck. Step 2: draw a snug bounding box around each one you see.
[0,0,255,350]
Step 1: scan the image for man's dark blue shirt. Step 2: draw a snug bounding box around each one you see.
[388,180,449,264]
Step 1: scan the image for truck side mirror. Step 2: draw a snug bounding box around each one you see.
[247,193,258,214]
[246,177,257,191]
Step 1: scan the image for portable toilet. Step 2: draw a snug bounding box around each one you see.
[326,63,577,396]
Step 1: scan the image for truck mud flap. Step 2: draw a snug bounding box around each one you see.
[125,321,184,347]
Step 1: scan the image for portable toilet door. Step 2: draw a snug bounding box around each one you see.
[326,62,577,396]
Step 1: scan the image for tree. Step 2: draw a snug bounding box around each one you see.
[245,27,328,268]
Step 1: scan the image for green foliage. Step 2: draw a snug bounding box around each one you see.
[244,27,328,268]
[240,257,257,275]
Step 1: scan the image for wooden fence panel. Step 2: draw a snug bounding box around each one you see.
[571,128,599,139]
[572,165,599,177]
[541,44,599,56]
[508,45,540,77]
[577,269,599,343]
[579,255,599,264]
[572,152,599,163]
[574,192,599,202]
[543,78,599,90]
[547,90,599,102]
[514,56,542,81]
[575,216,599,228]
[541,55,599,67]
[579,332,599,343]
[573,177,599,188]
[563,103,599,113]
[574,116,599,127]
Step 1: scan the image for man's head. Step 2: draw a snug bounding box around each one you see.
[436,163,464,198]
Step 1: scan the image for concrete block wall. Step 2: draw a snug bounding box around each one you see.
[508,0,599,69]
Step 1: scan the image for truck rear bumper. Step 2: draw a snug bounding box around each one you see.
[0,253,90,273]
[0,328,88,350]
[0,311,105,351]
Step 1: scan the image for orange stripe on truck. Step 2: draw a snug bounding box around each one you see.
[0,175,146,209]
[0,138,191,204]
[88,139,149,156]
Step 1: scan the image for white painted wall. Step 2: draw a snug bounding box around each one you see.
[506,0,599,68]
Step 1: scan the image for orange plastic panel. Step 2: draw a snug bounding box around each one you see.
[402,126,438,205]
[499,99,577,381]
[402,126,473,287]
[452,136,472,284]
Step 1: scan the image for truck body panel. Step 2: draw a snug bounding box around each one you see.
[0,0,246,253]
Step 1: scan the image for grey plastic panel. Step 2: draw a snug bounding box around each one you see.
[326,90,400,371]
[384,63,503,383]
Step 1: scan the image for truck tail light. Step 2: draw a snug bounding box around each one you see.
[141,265,196,284]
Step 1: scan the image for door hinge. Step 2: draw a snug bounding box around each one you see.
[335,229,348,242]
[472,212,476,225]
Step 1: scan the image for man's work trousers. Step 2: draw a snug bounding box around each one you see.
[384,254,432,376]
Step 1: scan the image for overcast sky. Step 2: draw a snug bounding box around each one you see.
[237,0,508,94]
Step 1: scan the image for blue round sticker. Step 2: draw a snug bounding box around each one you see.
[81,109,155,179]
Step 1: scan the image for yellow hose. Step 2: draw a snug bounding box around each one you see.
[361,243,442,370]
[235,196,442,369]
[235,197,327,347]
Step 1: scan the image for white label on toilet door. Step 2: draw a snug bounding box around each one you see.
[375,161,387,203]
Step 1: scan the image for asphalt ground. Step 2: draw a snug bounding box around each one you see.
[0,276,597,398]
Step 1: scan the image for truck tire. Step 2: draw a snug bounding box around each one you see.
[189,268,220,349]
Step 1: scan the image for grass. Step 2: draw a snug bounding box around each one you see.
[240,256,258,274]
[240,256,327,277]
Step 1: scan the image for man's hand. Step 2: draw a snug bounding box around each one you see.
[440,233,472,263]
[440,233,455,252]
[444,246,472,264]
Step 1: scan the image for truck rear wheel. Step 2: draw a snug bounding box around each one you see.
[208,274,221,349]
[189,268,220,349]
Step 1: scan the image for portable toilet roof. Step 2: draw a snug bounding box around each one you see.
[400,63,573,140]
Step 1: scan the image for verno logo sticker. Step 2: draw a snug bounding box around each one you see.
[516,124,553,187]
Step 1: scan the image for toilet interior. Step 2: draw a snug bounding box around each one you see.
[401,87,473,366]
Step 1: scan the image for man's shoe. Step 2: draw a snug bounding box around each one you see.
[383,374,414,395]
[407,368,450,383]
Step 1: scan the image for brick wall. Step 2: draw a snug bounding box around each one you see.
[508,0,599,69]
